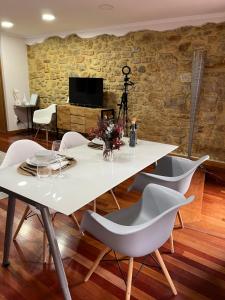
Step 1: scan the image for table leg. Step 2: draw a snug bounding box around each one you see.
[26,107,30,130]
[40,206,72,300]
[2,195,16,267]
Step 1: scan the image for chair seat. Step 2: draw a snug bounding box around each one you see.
[33,117,52,125]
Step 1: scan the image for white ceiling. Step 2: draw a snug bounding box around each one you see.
[0,0,225,40]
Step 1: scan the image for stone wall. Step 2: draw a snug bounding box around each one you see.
[28,22,225,162]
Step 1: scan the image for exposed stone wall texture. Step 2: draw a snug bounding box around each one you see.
[28,22,225,162]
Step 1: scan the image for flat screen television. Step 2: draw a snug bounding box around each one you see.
[69,77,103,107]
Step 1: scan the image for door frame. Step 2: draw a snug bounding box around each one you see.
[0,61,7,133]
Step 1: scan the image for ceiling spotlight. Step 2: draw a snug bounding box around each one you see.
[1,21,14,28]
[98,4,114,10]
[42,14,56,22]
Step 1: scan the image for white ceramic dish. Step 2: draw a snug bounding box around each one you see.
[91,138,104,145]
[26,156,57,167]
[35,150,55,160]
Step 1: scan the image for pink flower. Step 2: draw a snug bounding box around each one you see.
[89,118,124,150]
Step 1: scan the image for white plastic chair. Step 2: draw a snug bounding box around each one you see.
[59,131,89,150]
[0,140,53,262]
[81,184,194,300]
[8,139,84,261]
[129,155,209,229]
[60,131,120,211]
[58,131,90,229]
[33,104,57,142]
[0,139,44,169]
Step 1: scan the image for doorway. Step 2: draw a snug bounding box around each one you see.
[0,62,7,133]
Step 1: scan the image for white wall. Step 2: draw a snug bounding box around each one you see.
[0,34,30,131]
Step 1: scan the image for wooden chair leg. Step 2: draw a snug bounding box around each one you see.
[154,249,177,295]
[46,128,48,143]
[170,233,174,254]
[13,205,30,240]
[84,247,110,282]
[93,199,96,212]
[70,213,80,229]
[47,214,56,263]
[177,210,184,228]
[34,127,40,139]
[43,230,47,264]
[126,257,134,300]
[109,189,120,210]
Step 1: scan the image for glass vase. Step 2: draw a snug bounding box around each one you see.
[103,140,114,161]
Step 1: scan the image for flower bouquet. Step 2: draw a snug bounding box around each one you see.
[89,118,124,160]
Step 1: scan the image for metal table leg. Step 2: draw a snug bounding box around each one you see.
[26,107,30,131]
[40,206,72,300]
[2,195,16,267]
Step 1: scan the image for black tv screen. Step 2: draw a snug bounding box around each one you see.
[69,77,103,107]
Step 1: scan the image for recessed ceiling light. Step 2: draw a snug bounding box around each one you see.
[42,14,56,22]
[1,21,14,28]
[98,4,114,10]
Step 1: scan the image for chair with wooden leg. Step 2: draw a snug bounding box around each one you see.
[60,131,121,215]
[81,184,194,299]
[33,104,57,143]
[13,204,57,263]
[0,140,52,262]
[1,139,80,264]
[128,155,209,252]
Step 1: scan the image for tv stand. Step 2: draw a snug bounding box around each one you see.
[57,104,114,133]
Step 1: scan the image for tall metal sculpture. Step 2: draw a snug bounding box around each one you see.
[188,49,206,158]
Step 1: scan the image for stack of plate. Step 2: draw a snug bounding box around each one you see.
[26,150,57,166]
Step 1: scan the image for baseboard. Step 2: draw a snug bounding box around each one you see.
[7,129,28,134]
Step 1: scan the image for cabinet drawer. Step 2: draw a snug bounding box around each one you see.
[70,106,85,115]
[71,115,85,125]
[57,106,70,129]
[86,116,99,131]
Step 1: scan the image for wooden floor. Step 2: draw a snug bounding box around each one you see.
[0,131,225,300]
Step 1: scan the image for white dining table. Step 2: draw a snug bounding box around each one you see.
[0,139,177,300]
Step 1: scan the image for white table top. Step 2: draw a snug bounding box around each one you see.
[0,139,177,215]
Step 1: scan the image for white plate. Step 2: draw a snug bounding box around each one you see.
[92,138,104,145]
[35,150,54,159]
[26,156,57,167]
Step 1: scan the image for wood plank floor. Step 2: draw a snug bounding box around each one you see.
[0,131,225,300]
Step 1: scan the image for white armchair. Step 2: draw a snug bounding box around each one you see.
[128,155,209,253]
[81,184,194,299]
[33,104,57,142]
[60,131,120,212]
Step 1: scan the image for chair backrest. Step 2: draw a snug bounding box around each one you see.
[158,155,209,194]
[0,140,45,169]
[130,155,209,195]
[60,131,89,150]
[47,103,57,114]
[33,104,57,124]
[81,184,194,257]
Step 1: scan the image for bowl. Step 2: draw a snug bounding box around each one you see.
[35,150,55,162]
